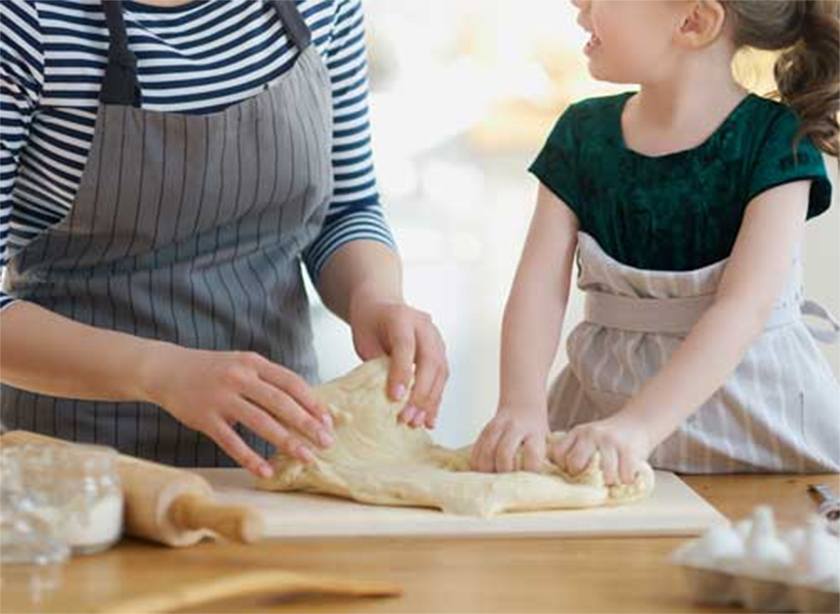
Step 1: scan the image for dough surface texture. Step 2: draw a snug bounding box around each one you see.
[256,358,654,516]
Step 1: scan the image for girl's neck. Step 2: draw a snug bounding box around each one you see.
[622,49,747,156]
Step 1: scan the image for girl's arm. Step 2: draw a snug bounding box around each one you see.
[552,180,811,484]
[471,184,579,472]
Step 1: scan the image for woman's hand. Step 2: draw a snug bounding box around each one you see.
[349,296,448,430]
[549,414,653,485]
[470,407,550,473]
[141,343,334,479]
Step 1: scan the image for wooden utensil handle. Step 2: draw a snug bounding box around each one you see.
[168,493,263,543]
[99,569,401,613]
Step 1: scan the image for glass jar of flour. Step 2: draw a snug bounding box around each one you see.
[57,446,123,554]
[5,444,124,556]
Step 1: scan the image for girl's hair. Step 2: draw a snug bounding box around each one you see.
[725,0,839,156]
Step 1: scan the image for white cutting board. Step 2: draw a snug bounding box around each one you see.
[194,469,727,539]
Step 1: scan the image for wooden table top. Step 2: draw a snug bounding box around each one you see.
[2,473,837,613]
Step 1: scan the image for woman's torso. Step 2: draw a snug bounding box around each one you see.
[0,0,382,286]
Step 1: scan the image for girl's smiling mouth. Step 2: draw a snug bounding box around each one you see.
[584,32,602,55]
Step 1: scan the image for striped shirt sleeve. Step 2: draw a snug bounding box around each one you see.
[302,0,396,281]
[0,0,44,311]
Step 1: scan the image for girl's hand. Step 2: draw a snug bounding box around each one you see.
[349,297,448,430]
[549,414,653,485]
[470,407,550,473]
[142,344,334,479]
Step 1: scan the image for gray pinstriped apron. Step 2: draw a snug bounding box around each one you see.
[0,1,332,466]
[548,232,840,474]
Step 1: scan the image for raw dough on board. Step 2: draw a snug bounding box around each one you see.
[256,359,654,516]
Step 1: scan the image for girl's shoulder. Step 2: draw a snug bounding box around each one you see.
[543,92,632,149]
[739,94,831,219]
[568,92,634,115]
[557,92,632,127]
[738,94,807,138]
[738,94,825,167]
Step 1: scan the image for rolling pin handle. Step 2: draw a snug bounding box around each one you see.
[168,493,264,544]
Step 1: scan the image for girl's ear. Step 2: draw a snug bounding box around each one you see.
[676,0,726,49]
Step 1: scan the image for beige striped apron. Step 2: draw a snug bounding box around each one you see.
[548,232,840,474]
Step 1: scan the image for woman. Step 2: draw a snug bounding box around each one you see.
[0,0,448,478]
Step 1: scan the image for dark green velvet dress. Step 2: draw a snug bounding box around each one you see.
[529,92,832,271]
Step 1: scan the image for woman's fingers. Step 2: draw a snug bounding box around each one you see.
[386,319,416,410]
[243,379,333,450]
[405,329,435,422]
[230,397,316,464]
[207,418,273,478]
[424,369,448,429]
[406,323,447,428]
[255,356,332,430]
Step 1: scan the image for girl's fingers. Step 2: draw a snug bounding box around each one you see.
[618,451,639,485]
[521,435,546,472]
[566,435,596,476]
[494,428,524,473]
[550,431,577,469]
[256,358,332,430]
[230,398,315,464]
[208,418,273,478]
[243,379,333,450]
[471,424,504,472]
[599,445,619,486]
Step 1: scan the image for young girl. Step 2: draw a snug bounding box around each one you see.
[471,0,840,482]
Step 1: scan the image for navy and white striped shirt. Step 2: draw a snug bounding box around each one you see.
[0,0,395,310]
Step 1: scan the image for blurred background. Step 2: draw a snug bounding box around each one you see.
[310,0,840,447]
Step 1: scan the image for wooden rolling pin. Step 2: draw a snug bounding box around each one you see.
[0,430,264,547]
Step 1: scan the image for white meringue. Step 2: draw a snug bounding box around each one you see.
[740,506,793,580]
[783,527,806,553]
[792,516,840,589]
[673,523,744,570]
[734,518,753,541]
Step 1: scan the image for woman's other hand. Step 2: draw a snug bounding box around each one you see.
[141,344,334,478]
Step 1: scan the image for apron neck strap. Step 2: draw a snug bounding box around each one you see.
[271,0,311,51]
[101,0,140,106]
[99,0,313,107]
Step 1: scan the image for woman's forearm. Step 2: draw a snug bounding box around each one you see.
[316,240,403,322]
[0,301,162,401]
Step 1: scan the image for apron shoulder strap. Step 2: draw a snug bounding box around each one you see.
[272,0,312,51]
[100,1,312,106]
[101,0,140,106]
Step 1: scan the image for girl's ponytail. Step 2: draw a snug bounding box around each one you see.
[727,0,839,156]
